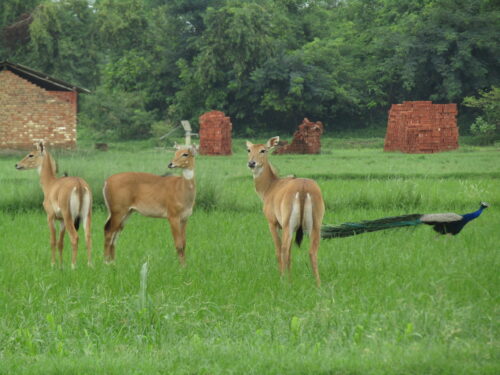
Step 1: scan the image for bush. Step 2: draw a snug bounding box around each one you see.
[469,116,497,145]
[463,86,500,142]
[79,88,157,141]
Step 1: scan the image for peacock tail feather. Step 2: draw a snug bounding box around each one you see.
[321,202,489,239]
[321,213,423,238]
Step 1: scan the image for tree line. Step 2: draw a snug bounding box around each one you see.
[1,0,499,140]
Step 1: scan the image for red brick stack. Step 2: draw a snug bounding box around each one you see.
[274,118,324,154]
[198,110,232,155]
[384,101,458,153]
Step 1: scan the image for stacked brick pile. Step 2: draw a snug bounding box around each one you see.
[198,110,232,155]
[274,118,324,154]
[384,101,458,153]
[0,69,77,150]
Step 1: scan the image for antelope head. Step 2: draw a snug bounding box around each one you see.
[168,145,197,170]
[15,142,46,171]
[246,136,279,176]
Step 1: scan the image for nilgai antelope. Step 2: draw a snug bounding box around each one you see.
[15,142,92,268]
[246,137,325,286]
[103,145,197,264]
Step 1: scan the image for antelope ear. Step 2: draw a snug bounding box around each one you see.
[266,136,280,149]
[173,142,180,150]
[245,141,253,149]
[190,144,198,155]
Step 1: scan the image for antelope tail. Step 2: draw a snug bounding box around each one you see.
[80,186,91,231]
[69,187,81,230]
[70,184,91,231]
[294,192,314,247]
[290,193,303,246]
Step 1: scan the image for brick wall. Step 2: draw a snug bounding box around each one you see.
[198,110,232,155]
[274,118,324,154]
[384,101,458,153]
[0,70,77,150]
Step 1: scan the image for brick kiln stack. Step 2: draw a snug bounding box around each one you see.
[384,101,458,153]
[198,110,232,155]
[274,118,324,154]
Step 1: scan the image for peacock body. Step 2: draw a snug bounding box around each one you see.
[321,202,489,239]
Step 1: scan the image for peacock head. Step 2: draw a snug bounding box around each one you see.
[480,202,490,209]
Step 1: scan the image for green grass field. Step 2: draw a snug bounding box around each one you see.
[0,138,498,374]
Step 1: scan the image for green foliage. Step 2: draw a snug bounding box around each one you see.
[463,86,500,127]
[149,119,178,139]
[0,0,41,57]
[79,87,157,141]
[171,2,279,125]
[94,0,148,54]
[1,0,499,137]
[102,50,152,92]
[463,86,500,144]
[26,0,98,88]
[0,0,39,29]
[469,117,496,145]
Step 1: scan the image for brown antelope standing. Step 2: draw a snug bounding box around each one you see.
[15,142,92,268]
[246,137,325,286]
[102,145,197,264]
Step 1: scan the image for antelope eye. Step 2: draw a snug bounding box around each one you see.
[28,154,34,158]
[247,149,250,153]
[260,149,266,153]
[182,153,189,157]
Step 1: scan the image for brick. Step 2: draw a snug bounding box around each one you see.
[0,70,78,150]
[199,110,232,155]
[384,101,458,154]
[274,118,324,155]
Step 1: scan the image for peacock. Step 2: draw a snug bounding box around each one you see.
[321,202,489,239]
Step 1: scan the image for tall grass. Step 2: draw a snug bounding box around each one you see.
[0,139,498,374]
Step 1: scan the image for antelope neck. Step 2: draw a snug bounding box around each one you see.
[253,162,278,199]
[182,168,195,180]
[39,153,57,193]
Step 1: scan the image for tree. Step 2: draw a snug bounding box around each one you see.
[463,86,500,143]
[170,2,280,129]
[1,0,42,60]
[13,0,99,88]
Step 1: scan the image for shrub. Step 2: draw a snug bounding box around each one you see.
[463,86,500,144]
[79,88,157,141]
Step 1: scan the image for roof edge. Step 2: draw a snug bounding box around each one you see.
[0,61,91,94]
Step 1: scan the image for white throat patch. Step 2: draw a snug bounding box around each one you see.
[183,169,194,180]
[252,166,264,178]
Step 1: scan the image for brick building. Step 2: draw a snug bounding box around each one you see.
[0,61,89,150]
[384,101,458,153]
